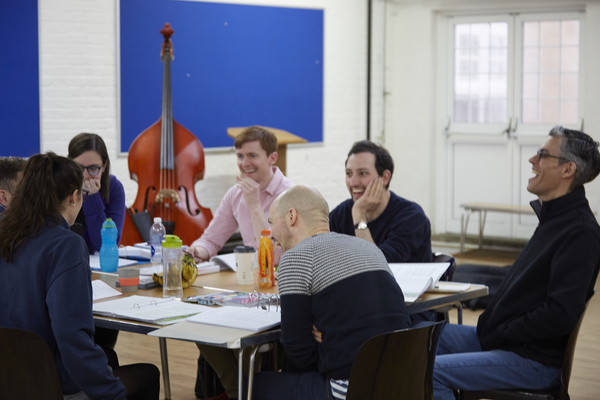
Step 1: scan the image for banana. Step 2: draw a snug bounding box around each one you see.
[182,253,198,289]
[152,272,163,286]
[151,254,198,289]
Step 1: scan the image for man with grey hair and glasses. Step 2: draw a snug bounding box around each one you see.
[433,126,600,399]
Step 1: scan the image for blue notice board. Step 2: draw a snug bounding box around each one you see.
[0,0,40,157]
[120,0,323,152]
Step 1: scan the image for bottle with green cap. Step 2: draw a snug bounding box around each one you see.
[100,218,118,272]
[162,234,183,299]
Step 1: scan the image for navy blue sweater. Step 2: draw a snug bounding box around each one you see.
[0,218,127,399]
[478,186,600,367]
[329,191,432,263]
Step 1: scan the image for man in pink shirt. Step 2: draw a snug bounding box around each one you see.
[189,126,294,265]
[189,126,294,400]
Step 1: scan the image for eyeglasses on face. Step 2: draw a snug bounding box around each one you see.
[82,189,90,202]
[536,149,570,163]
[79,164,102,176]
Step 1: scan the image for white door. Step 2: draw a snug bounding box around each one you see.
[440,12,584,240]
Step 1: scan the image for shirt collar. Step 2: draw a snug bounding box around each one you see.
[263,166,283,195]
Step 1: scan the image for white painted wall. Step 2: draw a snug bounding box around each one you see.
[38,0,368,223]
[382,0,600,235]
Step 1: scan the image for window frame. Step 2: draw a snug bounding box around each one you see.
[444,11,585,136]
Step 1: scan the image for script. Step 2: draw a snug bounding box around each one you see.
[192,252,237,273]
[92,280,123,301]
[93,295,203,325]
[187,306,281,332]
[389,262,451,303]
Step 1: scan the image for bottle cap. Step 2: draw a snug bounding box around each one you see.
[234,245,256,253]
[154,217,162,223]
[261,229,270,236]
[102,218,116,227]
[162,234,182,248]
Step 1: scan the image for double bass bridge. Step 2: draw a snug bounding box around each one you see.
[155,189,181,205]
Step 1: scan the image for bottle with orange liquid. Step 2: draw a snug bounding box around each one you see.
[258,229,274,288]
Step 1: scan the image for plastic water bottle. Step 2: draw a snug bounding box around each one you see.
[162,235,183,299]
[149,217,166,265]
[258,230,274,288]
[100,218,119,272]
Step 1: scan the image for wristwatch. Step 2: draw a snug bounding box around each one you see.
[354,220,368,230]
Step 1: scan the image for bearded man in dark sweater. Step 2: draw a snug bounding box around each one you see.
[433,127,600,399]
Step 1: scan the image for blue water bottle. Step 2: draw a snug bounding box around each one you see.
[100,218,119,272]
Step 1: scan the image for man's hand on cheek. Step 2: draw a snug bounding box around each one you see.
[353,178,385,215]
[236,176,261,207]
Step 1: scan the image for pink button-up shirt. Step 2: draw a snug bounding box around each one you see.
[191,167,294,264]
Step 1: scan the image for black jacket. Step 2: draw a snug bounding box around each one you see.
[477,186,600,367]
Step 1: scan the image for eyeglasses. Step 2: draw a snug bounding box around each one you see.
[82,189,90,202]
[536,149,570,163]
[79,164,102,176]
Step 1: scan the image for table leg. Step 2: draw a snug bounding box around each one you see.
[460,209,472,252]
[238,348,244,400]
[159,337,171,400]
[456,302,463,325]
[246,345,260,400]
[478,211,487,249]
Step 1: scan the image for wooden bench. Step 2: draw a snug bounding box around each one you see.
[459,202,535,252]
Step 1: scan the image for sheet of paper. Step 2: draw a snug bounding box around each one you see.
[396,276,433,303]
[188,306,281,332]
[92,280,123,301]
[89,254,138,271]
[428,281,471,293]
[211,253,237,272]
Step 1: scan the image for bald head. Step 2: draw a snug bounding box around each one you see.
[269,186,330,251]
[274,186,329,226]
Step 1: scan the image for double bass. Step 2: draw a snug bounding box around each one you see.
[121,23,213,245]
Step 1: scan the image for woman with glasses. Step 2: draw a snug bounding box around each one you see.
[68,133,126,254]
[0,153,159,400]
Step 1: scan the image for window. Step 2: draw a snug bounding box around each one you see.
[447,12,583,135]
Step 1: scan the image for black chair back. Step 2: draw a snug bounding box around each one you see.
[433,252,457,282]
[346,321,444,400]
[0,327,63,399]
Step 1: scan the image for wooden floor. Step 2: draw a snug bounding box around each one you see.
[113,266,600,400]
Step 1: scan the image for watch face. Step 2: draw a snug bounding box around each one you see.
[356,221,368,230]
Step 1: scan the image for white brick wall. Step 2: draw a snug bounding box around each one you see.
[38,0,368,220]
